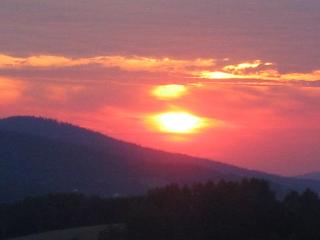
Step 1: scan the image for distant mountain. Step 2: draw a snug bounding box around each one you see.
[296,172,320,181]
[1,116,320,202]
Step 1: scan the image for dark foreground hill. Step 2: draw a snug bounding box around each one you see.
[1,116,320,202]
[3,180,320,240]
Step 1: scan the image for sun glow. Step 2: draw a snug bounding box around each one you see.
[0,78,24,104]
[152,112,210,134]
[152,84,187,99]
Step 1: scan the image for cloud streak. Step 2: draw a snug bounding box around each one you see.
[194,60,320,82]
[0,54,215,73]
[1,54,319,85]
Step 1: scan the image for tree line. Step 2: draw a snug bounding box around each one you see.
[1,178,320,240]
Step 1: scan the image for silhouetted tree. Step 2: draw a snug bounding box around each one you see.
[3,178,320,240]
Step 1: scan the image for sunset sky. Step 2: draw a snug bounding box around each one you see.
[1,0,320,175]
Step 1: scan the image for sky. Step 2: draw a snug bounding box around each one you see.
[0,0,320,176]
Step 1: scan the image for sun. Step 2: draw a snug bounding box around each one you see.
[152,112,209,134]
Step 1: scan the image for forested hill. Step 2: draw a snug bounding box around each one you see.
[1,116,320,202]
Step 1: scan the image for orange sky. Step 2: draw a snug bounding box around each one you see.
[0,0,320,175]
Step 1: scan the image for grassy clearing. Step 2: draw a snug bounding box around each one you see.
[7,225,110,240]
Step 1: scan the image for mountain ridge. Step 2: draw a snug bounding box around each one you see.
[0,116,265,177]
[1,116,320,202]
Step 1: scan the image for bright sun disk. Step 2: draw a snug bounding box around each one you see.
[153,112,208,134]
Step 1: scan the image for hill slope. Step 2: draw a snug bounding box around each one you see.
[296,172,320,181]
[1,116,320,202]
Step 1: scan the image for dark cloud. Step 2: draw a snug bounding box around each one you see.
[0,0,319,72]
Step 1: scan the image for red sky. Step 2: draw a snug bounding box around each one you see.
[0,0,320,176]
